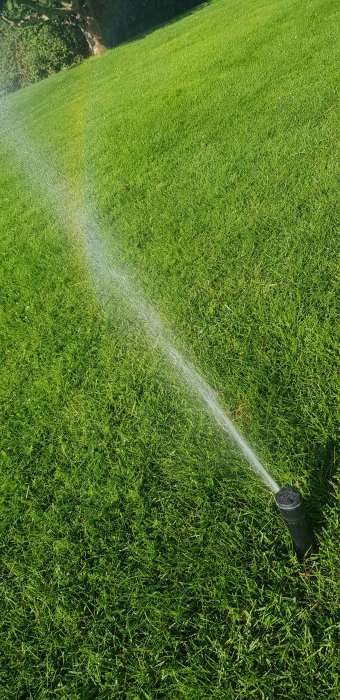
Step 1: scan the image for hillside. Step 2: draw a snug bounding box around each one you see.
[0,0,339,697]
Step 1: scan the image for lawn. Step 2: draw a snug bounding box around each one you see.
[0,0,339,697]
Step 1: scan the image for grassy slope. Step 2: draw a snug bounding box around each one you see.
[0,0,339,697]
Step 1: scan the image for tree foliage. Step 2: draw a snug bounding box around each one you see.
[0,18,87,93]
[0,2,106,54]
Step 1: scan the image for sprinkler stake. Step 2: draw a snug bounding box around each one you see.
[275,486,317,558]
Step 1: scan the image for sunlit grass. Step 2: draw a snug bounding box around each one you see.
[0,0,339,697]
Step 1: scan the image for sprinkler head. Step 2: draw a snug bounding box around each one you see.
[275,486,317,558]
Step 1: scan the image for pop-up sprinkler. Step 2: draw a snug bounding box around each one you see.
[275,486,317,558]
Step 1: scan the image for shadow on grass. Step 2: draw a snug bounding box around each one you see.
[103,1,213,50]
[305,439,338,531]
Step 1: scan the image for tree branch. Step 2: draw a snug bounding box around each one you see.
[0,2,77,28]
[0,12,49,27]
[27,2,73,13]
[0,2,102,28]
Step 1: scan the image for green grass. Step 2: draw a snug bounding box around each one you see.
[0,0,339,697]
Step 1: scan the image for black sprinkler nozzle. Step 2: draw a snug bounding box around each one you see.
[275,486,317,558]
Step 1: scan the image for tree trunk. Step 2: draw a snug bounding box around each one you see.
[80,23,106,56]
[80,0,106,56]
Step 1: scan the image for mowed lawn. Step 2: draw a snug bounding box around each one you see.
[0,0,339,697]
